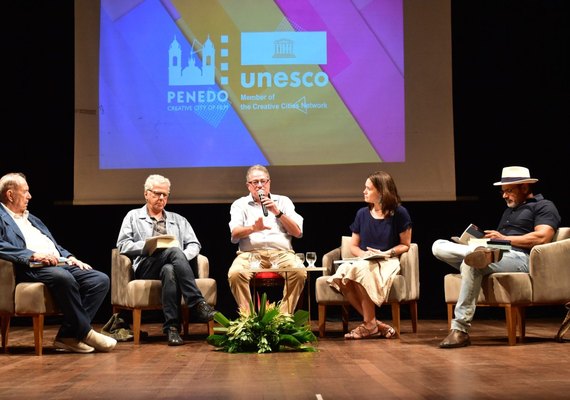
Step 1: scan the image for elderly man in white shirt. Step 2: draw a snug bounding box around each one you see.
[0,172,116,353]
[228,165,306,315]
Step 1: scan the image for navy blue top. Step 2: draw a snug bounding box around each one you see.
[496,193,561,253]
[350,205,412,251]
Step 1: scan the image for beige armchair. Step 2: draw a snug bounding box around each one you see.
[315,237,420,337]
[111,249,217,344]
[444,227,570,345]
[0,259,61,355]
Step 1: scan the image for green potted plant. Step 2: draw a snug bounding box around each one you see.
[207,293,318,353]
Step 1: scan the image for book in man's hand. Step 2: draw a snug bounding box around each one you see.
[29,257,70,268]
[451,223,485,245]
[143,234,179,256]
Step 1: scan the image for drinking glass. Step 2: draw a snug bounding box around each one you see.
[295,253,306,268]
[249,253,261,269]
[306,252,317,268]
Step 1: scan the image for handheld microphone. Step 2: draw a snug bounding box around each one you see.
[257,190,269,216]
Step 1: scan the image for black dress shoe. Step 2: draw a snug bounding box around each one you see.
[192,300,217,322]
[167,326,184,346]
[439,329,471,348]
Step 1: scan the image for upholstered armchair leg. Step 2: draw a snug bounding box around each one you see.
[1,315,10,353]
[318,304,327,338]
[32,314,45,356]
[447,304,454,330]
[391,303,401,336]
[182,306,189,336]
[341,305,349,333]
[518,307,526,341]
[504,305,517,346]
[132,309,143,345]
[409,301,418,333]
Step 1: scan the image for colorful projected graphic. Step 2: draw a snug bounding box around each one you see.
[99,0,404,168]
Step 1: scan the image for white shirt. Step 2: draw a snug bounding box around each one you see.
[1,204,60,256]
[228,193,303,251]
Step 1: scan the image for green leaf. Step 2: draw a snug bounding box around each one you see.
[293,309,310,326]
[261,307,280,324]
[293,330,318,343]
[206,334,228,347]
[213,311,231,327]
[296,344,318,352]
[259,292,268,316]
[278,333,302,347]
[206,293,318,353]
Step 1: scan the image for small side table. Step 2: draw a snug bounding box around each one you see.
[250,266,325,318]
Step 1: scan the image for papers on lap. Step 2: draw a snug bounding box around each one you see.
[361,253,389,260]
[143,235,179,256]
[333,253,389,264]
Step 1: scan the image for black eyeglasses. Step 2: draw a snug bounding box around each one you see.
[147,189,169,198]
[247,179,270,186]
[499,188,516,195]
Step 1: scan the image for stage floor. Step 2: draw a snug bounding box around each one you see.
[1,318,569,399]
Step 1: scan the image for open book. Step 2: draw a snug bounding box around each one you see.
[452,224,512,251]
[333,252,390,264]
[451,223,485,245]
[142,234,179,256]
[29,257,70,268]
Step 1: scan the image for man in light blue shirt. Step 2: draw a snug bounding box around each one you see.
[117,174,217,346]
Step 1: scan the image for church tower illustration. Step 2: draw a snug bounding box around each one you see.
[168,35,215,86]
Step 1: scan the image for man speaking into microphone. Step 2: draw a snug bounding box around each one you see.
[228,164,307,315]
[257,189,269,216]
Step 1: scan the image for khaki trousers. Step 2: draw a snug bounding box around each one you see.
[228,249,307,314]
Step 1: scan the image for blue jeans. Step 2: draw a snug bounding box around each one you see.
[135,247,204,332]
[17,265,110,340]
[432,239,529,333]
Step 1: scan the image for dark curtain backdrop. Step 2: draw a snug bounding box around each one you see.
[2,1,569,322]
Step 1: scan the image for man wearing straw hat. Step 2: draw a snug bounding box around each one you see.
[432,166,561,348]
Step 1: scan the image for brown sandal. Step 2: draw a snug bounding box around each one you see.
[344,323,380,340]
[376,321,396,339]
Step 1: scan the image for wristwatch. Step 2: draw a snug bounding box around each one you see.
[275,211,284,219]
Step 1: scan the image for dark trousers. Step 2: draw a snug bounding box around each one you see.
[17,265,110,340]
[135,247,204,332]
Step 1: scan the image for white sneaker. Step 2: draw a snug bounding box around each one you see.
[83,329,117,352]
[54,337,95,353]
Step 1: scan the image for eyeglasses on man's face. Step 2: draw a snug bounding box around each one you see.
[247,179,270,186]
[147,189,169,198]
[499,188,517,195]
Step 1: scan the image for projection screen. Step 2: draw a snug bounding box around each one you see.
[74,0,455,204]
